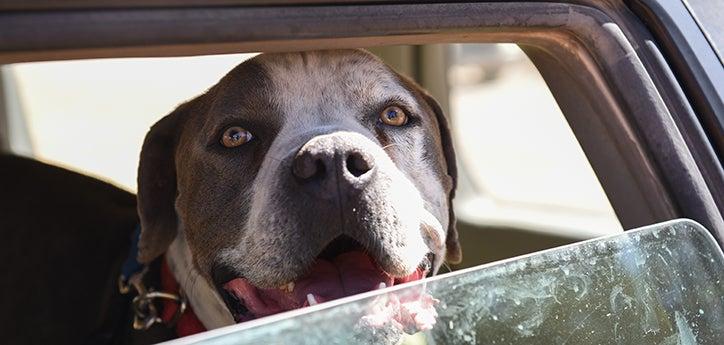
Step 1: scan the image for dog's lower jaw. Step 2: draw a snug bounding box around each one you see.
[167,218,442,330]
[218,249,434,324]
[166,233,235,329]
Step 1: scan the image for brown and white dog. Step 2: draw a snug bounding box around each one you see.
[136,49,461,335]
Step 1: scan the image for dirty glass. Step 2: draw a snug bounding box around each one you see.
[171,219,724,345]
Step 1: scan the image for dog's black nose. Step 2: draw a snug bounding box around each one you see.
[292,134,375,197]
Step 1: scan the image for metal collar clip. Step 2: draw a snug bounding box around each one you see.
[119,268,187,330]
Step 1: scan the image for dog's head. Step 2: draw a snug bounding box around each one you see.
[137,49,460,326]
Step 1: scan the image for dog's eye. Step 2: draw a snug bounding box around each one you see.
[221,126,253,148]
[379,106,408,126]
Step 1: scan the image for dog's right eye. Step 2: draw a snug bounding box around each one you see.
[221,126,253,148]
[379,106,408,127]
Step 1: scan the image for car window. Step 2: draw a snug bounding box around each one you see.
[6,44,621,268]
[169,219,724,345]
[1,4,721,344]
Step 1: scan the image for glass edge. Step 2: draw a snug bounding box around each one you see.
[160,218,721,344]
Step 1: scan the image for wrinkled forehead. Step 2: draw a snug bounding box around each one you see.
[255,50,419,125]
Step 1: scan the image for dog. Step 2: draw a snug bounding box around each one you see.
[134,49,462,340]
[1,49,461,344]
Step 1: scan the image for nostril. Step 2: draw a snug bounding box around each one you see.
[293,153,326,181]
[345,152,373,178]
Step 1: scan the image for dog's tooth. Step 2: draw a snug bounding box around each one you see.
[307,294,318,306]
[279,282,295,293]
[378,282,387,289]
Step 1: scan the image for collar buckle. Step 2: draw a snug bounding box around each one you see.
[119,268,187,330]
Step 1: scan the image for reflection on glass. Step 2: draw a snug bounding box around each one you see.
[169,221,722,345]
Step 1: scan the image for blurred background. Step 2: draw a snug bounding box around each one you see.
[1,44,622,268]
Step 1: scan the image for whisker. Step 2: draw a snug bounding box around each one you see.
[382,143,399,150]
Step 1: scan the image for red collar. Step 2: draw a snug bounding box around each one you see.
[159,258,207,337]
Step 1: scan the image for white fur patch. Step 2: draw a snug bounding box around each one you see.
[166,232,235,328]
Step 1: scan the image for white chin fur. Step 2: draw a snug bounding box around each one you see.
[166,232,235,329]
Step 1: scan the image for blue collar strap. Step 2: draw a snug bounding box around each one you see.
[119,225,144,291]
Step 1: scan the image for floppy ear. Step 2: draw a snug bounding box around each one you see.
[418,91,462,265]
[136,105,188,264]
[387,65,462,264]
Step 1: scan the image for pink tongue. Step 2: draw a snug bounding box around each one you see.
[224,251,395,319]
[294,251,395,302]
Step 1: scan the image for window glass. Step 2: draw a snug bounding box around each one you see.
[174,219,724,345]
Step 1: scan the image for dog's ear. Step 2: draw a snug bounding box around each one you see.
[418,90,462,265]
[136,104,189,264]
[389,67,462,264]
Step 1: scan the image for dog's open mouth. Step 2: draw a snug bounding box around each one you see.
[219,235,433,323]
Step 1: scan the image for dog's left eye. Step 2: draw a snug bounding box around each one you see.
[379,106,408,126]
[221,126,253,148]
